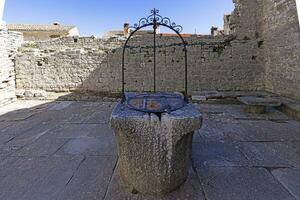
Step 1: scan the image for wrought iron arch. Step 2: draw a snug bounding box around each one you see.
[122,8,188,102]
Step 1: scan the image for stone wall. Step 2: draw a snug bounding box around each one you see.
[0,27,23,106]
[260,0,300,100]
[11,0,300,100]
[14,33,264,97]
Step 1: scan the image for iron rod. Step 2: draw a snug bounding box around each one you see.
[184,45,188,101]
[153,23,156,92]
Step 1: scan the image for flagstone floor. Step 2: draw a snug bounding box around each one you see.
[0,100,300,200]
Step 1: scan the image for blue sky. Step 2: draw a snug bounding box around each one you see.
[4,0,234,36]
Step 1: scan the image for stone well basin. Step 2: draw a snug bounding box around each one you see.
[110,102,202,196]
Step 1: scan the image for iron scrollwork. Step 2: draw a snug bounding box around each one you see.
[129,8,184,33]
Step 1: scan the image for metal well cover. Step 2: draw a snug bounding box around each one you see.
[125,92,185,113]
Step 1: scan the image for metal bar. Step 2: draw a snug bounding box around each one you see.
[184,43,188,101]
[121,50,125,102]
[121,24,154,102]
[153,10,157,93]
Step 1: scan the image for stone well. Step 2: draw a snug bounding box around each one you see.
[110,102,202,196]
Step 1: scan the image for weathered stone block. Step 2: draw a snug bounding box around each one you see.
[238,96,281,114]
[110,103,202,196]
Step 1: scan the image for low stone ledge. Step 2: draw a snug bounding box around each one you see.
[278,97,300,121]
[237,96,282,114]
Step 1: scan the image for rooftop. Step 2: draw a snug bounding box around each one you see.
[0,97,300,199]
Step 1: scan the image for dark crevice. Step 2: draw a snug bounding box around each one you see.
[65,156,86,186]
[103,157,119,200]
[238,140,300,143]
[265,167,297,199]
[131,188,139,194]
[153,112,162,121]
[147,112,162,121]
[258,40,264,48]
[52,139,71,155]
[269,119,289,123]
[191,165,209,200]
[265,166,292,171]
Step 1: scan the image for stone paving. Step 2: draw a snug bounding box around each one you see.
[0,100,300,200]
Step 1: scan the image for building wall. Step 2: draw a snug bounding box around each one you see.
[0,27,23,106]
[68,27,80,37]
[22,31,69,41]
[260,0,300,99]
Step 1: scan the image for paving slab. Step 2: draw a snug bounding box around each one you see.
[197,104,229,113]
[6,126,53,146]
[52,102,108,124]
[194,118,224,142]
[0,156,22,177]
[0,110,60,145]
[0,118,50,145]
[57,156,117,200]
[197,166,296,200]
[48,123,113,139]
[20,102,98,125]
[0,124,41,145]
[104,168,206,200]
[56,137,116,156]
[0,121,12,129]
[0,155,85,200]
[48,101,74,111]
[239,142,300,167]
[238,96,281,106]
[0,100,299,199]
[0,100,54,116]
[192,141,249,167]
[233,108,290,120]
[288,120,300,131]
[82,102,115,124]
[12,135,69,156]
[220,120,300,142]
[0,109,37,122]
[198,103,290,121]
[87,123,114,138]
[291,141,300,158]
[202,112,239,125]
[0,145,22,156]
[272,168,300,200]
[83,109,112,124]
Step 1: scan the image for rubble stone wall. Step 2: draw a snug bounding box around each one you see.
[260,0,300,100]
[14,34,264,97]
[12,0,300,100]
[0,27,23,106]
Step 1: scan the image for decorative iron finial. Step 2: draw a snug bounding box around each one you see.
[129,8,183,33]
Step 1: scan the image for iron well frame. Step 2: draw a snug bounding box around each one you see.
[121,8,188,102]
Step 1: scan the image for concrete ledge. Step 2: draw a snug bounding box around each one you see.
[279,98,300,121]
[237,96,282,114]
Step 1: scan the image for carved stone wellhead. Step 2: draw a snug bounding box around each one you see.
[110,9,202,196]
